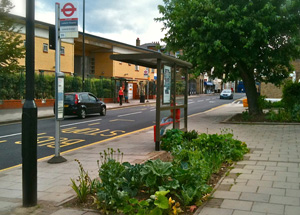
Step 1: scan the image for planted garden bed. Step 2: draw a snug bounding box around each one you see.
[68,129,249,214]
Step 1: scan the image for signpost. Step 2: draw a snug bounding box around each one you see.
[59,2,79,38]
[48,1,78,163]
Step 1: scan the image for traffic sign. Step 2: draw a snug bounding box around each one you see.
[59,1,79,38]
[60,2,78,20]
[61,3,77,17]
[144,70,148,78]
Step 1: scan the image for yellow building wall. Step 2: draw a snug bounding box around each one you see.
[94,52,113,78]
[113,59,156,81]
[18,34,74,76]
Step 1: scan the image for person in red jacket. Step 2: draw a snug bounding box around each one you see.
[118,87,124,106]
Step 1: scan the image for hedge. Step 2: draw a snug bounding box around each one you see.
[0,72,115,100]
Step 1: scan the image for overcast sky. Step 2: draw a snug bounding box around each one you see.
[9,0,166,46]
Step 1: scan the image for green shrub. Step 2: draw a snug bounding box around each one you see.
[0,72,114,100]
[160,129,184,151]
[71,131,248,213]
[282,81,300,111]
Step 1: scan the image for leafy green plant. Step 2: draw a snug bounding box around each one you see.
[122,198,150,215]
[140,159,179,192]
[121,162,144,197]
[161,129,184,151]
[70,159,93,203]
[95,149,127,211]
[182,130,198,141]
[149,190,183,215]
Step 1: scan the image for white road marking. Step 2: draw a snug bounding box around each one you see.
[118,112,142,117]
[0,133,21,139]
[61,119,102,127]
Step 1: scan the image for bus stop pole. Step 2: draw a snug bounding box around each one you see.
[48,3,66,164]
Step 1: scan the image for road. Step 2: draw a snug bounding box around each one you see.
[0,94,245,170]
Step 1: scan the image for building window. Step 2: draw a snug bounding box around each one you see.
[151,68,155,73]
[23,40,26,47]
[128,63,131,66]
[60,46,65,55]
[135,65,139,71]
[43,43,48,53]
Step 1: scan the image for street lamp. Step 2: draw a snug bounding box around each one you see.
[22,0,37,207]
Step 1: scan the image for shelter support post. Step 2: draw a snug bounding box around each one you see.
[155,59,162,151]
[185,68,188,131]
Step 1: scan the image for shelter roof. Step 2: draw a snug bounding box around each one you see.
[110,52,192,69]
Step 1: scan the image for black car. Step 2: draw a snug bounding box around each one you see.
[58,92,106,119]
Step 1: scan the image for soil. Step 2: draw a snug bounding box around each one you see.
[63,163,231,214]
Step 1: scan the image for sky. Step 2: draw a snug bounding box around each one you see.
[9,0,166,46]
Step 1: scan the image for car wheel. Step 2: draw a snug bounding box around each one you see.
[100,106,106,116]
[79,108,86,119]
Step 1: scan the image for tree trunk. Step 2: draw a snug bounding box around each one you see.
[239,67,261,115]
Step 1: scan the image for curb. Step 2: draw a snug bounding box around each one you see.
[221,113,300,125]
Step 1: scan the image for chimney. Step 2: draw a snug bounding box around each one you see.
[136,37,140,46]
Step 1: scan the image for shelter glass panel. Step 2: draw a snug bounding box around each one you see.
[159,109,173,137]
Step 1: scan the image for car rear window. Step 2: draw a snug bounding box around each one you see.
[223,90,231,93]
[65,94,75,102]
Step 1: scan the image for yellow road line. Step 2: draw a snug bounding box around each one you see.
[88,123,101,126]
[109,119,135,122]
[0,164,22,173]
[0,140,7,143]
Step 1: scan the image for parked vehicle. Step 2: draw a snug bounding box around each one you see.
[220,89,234,99]
[54,92,106,119]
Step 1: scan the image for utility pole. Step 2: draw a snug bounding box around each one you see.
[22,0,37,207]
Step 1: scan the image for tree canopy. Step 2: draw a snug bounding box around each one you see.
[0,0,25,74]
[157,0,300,114]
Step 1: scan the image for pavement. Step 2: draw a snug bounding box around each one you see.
[1,96,300,215]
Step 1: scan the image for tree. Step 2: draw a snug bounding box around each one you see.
[157,0,300,115]
[0,0,25,74]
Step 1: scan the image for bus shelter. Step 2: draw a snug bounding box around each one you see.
[110,52,192,151]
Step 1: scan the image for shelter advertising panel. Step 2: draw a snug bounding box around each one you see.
[163,66,171,104]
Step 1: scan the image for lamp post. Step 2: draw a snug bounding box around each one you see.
[82,0,85,91]
[22,0,37,207]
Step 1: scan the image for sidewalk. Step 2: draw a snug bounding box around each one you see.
[1,101,300,215]
[0,98,156,124]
